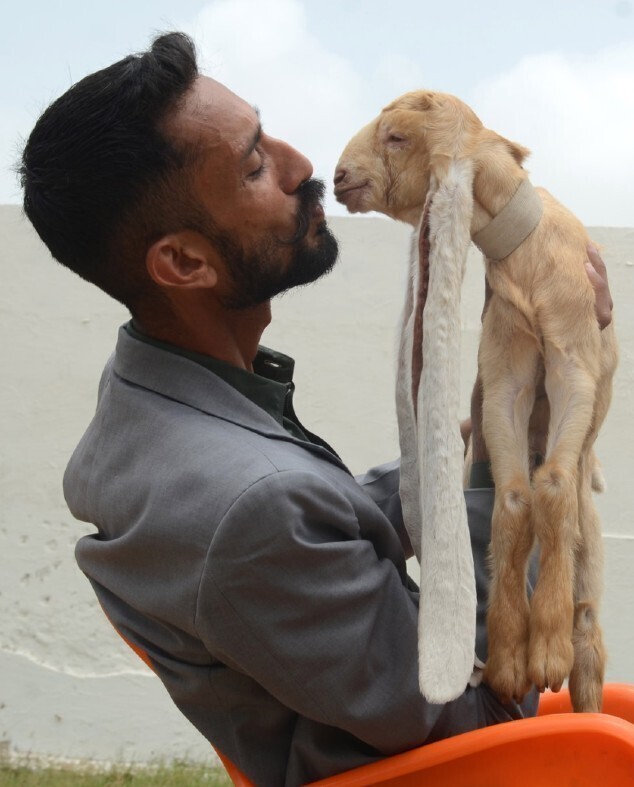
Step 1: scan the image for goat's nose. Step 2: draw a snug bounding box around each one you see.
[334,167,347,186]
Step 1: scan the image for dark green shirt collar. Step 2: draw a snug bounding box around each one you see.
[124,321,324,448]
[125,320,292,422]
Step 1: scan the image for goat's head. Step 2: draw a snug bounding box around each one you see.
[334,90,528,227]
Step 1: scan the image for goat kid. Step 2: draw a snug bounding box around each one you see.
[334,90,617,712]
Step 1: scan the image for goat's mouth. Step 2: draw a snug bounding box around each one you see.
[333,181,371,211]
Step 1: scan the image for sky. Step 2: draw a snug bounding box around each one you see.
[2,0,633,226]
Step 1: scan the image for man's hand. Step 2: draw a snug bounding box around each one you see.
[468,376,488,464]
[465,246,613,467]
[586,244,613,330]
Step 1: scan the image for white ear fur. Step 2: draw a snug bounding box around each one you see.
[396,159,478,703]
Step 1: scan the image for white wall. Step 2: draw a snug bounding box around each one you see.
[1,205,633,765]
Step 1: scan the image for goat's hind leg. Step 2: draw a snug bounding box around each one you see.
[568,451,606,712]
[482,327,538,703]
[528,344,597,693]
[569,364,614,711]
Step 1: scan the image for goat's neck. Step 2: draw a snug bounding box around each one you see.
[470,146,527,237]
[392,203,427,228]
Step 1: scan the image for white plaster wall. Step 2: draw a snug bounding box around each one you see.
[1,205,633,765]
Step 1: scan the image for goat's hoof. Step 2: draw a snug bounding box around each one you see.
[569,684,603,713]
[569,668,604,713]
[484,648,530,704]
[528,634,574,692]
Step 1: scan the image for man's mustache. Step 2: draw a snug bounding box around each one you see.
[280,178,327,245]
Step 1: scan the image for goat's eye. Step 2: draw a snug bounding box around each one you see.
[386,133,407,146]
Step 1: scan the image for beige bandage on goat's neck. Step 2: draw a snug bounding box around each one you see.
[396,158,478,703]
[472,177,543,261]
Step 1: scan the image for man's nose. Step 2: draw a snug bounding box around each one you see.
[273,139,313,192]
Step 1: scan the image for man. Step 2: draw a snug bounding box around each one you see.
[20,32,612,786]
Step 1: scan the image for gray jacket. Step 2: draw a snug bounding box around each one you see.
[65,326,537,786]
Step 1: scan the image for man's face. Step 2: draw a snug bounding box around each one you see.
[167,76,338,308]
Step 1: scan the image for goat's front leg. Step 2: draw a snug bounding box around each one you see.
[528,345,597,693]
[481,326,539,703]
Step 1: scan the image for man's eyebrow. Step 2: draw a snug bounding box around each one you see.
[241,107,263,163]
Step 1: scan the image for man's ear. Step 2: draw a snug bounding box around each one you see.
[145,232,218,289]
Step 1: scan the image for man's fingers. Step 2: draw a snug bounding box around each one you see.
[460,418,472,450]
[585,261,603,287]
[587,243,607,278]
[585,244,613,328]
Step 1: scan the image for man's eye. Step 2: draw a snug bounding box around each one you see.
[247,151,266,179]
[248,163,266,179]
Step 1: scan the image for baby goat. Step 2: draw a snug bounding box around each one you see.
[335,90,617,711]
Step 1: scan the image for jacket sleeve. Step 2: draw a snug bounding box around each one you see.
[195,470,536,756]
[355,459,412,558]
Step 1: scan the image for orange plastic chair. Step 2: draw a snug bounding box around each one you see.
[107,618,634,786]
[309,706,634,787]
[210,685,634,787]
[538,682,634,723]
[213,687,634,787]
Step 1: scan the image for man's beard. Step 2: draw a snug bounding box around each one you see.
[215,178,339,309]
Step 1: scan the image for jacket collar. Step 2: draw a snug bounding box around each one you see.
[112,325,350,473]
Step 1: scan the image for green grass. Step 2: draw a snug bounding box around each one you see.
[0,763,232,786]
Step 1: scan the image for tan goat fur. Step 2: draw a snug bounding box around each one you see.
[334,90,618,712]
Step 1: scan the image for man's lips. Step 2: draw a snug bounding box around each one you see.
[312,203,325,221]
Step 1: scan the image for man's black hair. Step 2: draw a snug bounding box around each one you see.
[19,32,204,314]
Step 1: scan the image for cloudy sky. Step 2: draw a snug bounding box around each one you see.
[2,0,633,225]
